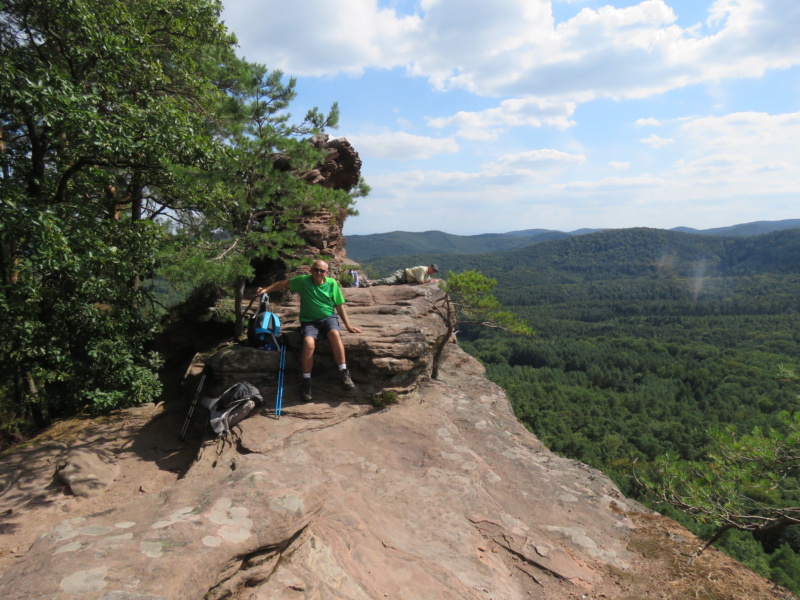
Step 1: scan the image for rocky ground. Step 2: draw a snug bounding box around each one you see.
[0,284,796,599]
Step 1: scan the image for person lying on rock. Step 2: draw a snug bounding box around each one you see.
[257,259,362,402]
[367,264,440,286]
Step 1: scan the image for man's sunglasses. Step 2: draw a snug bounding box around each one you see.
[312,268,327,273]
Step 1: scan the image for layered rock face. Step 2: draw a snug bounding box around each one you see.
[254,135,361,281]
[208,284,447,396]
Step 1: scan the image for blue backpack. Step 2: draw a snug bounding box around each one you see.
[247,293,281,350]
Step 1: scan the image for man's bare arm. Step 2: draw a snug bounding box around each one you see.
[256,279,291,295]
[336,304,363,334]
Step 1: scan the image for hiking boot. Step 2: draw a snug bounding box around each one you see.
[301,378,312,402]
[340,369,355,390]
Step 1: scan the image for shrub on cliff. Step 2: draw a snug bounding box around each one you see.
[431,270,531,379]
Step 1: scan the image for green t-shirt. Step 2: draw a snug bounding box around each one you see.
[289,274,345,322]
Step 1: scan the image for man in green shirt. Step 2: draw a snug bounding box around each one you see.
[258,259,362,402]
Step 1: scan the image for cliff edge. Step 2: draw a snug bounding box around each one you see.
[0,284,794,599]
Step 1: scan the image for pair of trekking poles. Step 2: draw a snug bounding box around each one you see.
[251,292,286,417]
[179,293,286,440]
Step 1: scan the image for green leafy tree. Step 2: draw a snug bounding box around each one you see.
[0,0,235,427]
[431,270,531,379]
[640,367,800,560]
[160,64,361,338]
[769,544,800,594]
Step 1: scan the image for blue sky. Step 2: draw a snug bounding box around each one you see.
[220,0,800,235]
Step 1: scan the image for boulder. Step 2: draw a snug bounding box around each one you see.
[57,449,120,498]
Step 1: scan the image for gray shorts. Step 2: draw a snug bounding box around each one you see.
[300,315,341,340]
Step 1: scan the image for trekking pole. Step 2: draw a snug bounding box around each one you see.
[180,365,209,440]
[243,291,269,331]
[276,342,286,416]
[243,290,266,316]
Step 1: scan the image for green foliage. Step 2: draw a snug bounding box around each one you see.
[371,390,398,408]
[349,221,800,263]
[635,368,800,587]
[1,201,166,422]
[440,270,532,336]
[0,0,368,442]
[347,229,570,261]
[1,0,235,427]
[430,270,531,379]
[366,227,800,285]
[644,409,800,531]
[769,544,800,594]
[370,227,800,590]
[158,63,359,337]
[0,0,364,436]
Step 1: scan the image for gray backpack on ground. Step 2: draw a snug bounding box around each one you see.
[203,382,263,436]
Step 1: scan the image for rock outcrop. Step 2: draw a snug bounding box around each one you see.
[208,284,447,396]
[292,207,352,277]
[273,135,362,192]
[302,135,362,191]
[254,135,362,281]
[0,285,794,599]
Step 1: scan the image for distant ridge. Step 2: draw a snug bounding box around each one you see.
[671,219,800,237]
[346,219,800,262]
[362,226,800,285]
[345,229,575,261]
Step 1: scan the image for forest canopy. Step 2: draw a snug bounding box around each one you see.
[363,226,800,592]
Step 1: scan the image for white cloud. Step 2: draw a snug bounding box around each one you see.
[351,167,566,234]
[556,175,672,191]
[222,0,421,76]
[224,0,800,106]
[222,1,800,235]
[350,132,459,160]
[669,111,800,187]
[426,97,576,140]
[483,149,585,171]
[359,147,584,195]
[679,111,800,151]
[640,134,674,148]
[676,153,746,171]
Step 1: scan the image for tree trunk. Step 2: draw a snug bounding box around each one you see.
[15,370,47,429]
[234,275,247,338]
[0,240,18,285]
[130,177,144,222]
[129,179,145,292]
[431,320,454,380]
[431,293,455,380]
[688,523,735,565]
[431,296,456,379]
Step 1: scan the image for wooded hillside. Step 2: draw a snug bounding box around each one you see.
[347,219,800,262]
[362,226,800,592]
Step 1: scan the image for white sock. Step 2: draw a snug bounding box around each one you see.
[339,364,347,371]
[303,373,311,379]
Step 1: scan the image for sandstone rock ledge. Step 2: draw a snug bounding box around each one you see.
[206,284,450,399]
[0,289,794,599]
